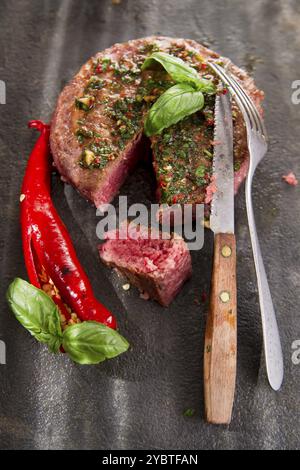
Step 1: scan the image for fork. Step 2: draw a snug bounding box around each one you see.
[208,62,284,391]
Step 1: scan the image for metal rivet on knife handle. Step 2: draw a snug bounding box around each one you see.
[220,291,230,303]
[221,245,232,258]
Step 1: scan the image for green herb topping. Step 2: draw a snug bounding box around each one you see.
[75,95,95,111]
[183,408,196,417]
[234,161,241,171]
[85,76,105,91]
[75,127,94,144]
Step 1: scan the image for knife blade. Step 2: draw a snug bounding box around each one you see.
[204,92,237,425]
[210,93,234,235]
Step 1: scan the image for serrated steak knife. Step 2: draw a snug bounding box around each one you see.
[204,93,237,425]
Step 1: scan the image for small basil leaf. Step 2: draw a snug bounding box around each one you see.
[62,321,129,365]
[144,83,204,136]
[142,52,200,88]
[6,278,63,353]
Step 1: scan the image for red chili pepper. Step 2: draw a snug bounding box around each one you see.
[20,120,117,329]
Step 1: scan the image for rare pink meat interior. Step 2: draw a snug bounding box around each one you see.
[99,223,192,306]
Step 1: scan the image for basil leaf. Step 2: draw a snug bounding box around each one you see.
[6,278,63,353]
[144,83,204,136]
[62,321,129,365]
[142,52,200,88]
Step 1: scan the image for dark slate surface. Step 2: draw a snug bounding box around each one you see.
[0,0,299,450]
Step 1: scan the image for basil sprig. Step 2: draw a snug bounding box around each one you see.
[144,83,204,137]
[6,278,129,364]
[142,52,216,136]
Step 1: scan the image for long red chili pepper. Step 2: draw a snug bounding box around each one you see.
[20,120,117,329]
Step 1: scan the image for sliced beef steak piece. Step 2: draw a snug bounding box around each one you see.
[50,36,264,207]
[99,222,192,307]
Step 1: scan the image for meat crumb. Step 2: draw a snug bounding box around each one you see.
[140,291,150,301]
[282,172,298,186]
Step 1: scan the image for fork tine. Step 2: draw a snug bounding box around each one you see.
[211,63,260,132]
[209,62,267,140]
[209,62,252,129]
[225,70,266,137]
[218,61,268,141]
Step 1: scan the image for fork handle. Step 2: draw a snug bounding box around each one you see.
[245,178,284,390]
[204,233,237,424]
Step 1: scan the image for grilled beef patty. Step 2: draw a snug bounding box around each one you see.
[50,36,264,207]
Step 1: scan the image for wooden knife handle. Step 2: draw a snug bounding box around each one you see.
[204,233,237,424]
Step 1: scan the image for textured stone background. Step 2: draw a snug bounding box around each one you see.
[0,0,299,450]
